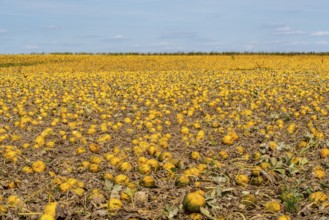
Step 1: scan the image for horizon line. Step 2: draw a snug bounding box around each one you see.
[1,51,329,56]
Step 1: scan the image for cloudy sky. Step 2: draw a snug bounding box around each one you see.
[1,0,329,53]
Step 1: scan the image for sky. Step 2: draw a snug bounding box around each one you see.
[1,0,329,53]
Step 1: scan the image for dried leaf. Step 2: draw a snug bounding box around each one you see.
[241,191,250,195]
[210,189,216,198]
[90,194,105,205]
[164,204,179,219]
[110,184,122,198]
[135,191,148,205]
[207,199,221,210]
[95,210,108,217]
[200,207,216,220]
[212,176,227,184]
[222,188,235,192]
[216,186,222,197]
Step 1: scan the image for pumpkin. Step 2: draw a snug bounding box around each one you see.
[183,191,206,213]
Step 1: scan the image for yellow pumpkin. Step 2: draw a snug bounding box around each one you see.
[183,191,206,213]
[175,175,190,187]
[235,174,249,186]
[264,201,281,213]
[309,191,328,202]
[107,198,122,212]
[140,175,156,188]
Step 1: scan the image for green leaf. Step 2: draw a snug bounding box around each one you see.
[105,179,113,192]
[300,157,309,166]
[274,168,286,175]
[125,187,136,198]
[270,157,278,166]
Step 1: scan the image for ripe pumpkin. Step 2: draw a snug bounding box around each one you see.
[140,175,156,188]
[183,191,206,213]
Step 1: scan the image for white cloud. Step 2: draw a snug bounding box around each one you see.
[161,41,170,46]
[113,35,125,40]
[160,31,200,40]
[311,31,329,36]
[43,25,58,30]
[0,29,8,34]
[244,44,255,50]
[131,41,178,52]
[316,40,329,45]
[262,23,305,35]
[284,41,308,46]
[24,44,39,49]
[276,26,290,32]
[100,35,129,42]
[273,25,305,35]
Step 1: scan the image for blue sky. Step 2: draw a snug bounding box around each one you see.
[1,0,329,53]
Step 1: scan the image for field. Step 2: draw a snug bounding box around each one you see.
[0,54,329,220]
